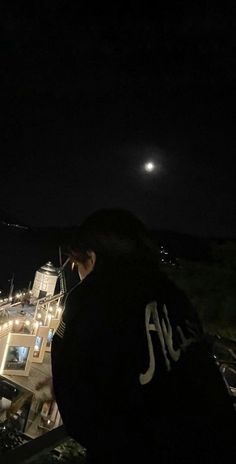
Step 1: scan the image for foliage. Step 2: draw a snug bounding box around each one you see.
[163,241,236,339]
[210,240,236,270]
[54,438,86,462]
[0,417,25,454]
[26,438,86,464]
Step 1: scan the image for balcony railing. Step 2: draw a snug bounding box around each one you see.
[1,425,68,464]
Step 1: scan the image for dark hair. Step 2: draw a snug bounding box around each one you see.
[69,209,159,268]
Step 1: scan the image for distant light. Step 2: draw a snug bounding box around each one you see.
[144,161,155,172]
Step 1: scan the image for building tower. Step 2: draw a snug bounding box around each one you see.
[31,262,59,299]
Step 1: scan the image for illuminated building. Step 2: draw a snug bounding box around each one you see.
[32,262,59,299]
[0,262,65,438]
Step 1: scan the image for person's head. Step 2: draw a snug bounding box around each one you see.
[68,209,158,280]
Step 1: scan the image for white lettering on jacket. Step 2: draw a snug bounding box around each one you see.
[139,301,196,385]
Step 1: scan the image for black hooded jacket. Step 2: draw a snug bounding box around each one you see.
[51,263,235,461]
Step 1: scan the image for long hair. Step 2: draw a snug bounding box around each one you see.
[68,209,159,269]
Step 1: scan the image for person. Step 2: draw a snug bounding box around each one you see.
[50,209,235,463]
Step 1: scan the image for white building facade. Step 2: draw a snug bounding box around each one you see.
[32,262,59,299]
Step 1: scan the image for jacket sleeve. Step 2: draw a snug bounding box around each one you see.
[53,281,128,449]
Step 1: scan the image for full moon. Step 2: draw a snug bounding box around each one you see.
[144,161,155,172]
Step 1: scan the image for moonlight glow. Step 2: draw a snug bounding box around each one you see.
[144,161,155,172]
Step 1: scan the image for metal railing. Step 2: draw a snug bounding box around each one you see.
[0,425,68,464]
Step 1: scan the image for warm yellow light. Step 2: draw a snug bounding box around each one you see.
[15,320,19,325]
[37,313,42,319]
[25,320,30,326]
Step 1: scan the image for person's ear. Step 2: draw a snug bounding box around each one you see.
[88,250,96,268]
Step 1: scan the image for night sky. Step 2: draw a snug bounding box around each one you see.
[1,4,235,238]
